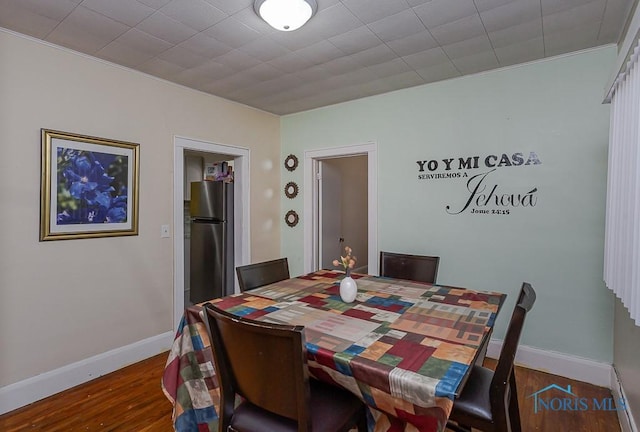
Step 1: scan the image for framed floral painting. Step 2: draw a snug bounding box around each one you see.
[40,129,140,241]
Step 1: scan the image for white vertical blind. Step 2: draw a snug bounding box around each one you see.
[605,43,640,326]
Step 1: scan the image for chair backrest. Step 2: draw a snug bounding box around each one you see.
[236,258,290,292]
[379,251,440,284]
[490,282,536,412]
[203,302,311,431]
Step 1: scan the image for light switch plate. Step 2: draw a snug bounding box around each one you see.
[161,224,170,238]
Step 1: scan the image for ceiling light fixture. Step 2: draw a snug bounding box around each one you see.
[254,0,317,32]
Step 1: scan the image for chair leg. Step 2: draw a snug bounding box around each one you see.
[356,406,368,432]
[508,371,522,432]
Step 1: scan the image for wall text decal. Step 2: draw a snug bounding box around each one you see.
[416,152,542,216]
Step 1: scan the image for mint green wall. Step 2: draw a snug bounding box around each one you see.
[281,46,616,362]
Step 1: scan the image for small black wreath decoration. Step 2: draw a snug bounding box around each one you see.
[285,210,299,227]
[284,182,299,199]
[284,154,299,172]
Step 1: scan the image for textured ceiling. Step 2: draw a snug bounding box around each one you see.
[0,0,635,115]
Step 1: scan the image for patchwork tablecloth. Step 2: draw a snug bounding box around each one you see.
[162,270,505,432]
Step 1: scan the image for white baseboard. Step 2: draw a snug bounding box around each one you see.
[611,367,639,432]
[0,331,174,415]
[486,339,612,388]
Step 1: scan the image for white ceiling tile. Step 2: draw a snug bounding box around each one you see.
[247,93,296,111]
[295,40,346,64]
[354,77,396,97]
[366,58,412,78]
[173,60,236,86]
[381,71,425,90]
[238,37,291,62]
[137,57,185,78]
[385,30,440,57]
[136,0,172,10]
[0,0,633,114]
[294,65,333,82]
[540,0,598,15]
[96,39,154,68]
[204,16,261,48]
[268,52,316,72]
[543,0,605,34]
[349,44,397,67]
[241,63,283,81]
[158,45,209,69]
[413,0,478,28]
[321,56,364,75]
[598,0,634,43]
[544,20,600,56]
[204,72,258,92]
[494,37,545,66]
[328,26,381,55]
[368,9,427,42]
[256,74,305,95]
[202,0,252,15]
[115,28,173,56]
[46,5,129,54]
[430,14,487,45]
[137,12,198,44]
[283,81,322,99]
[406,0,435,6]
[268,26,325,50]
[322,69,379,89]
[479,0,541,32]
[340,0,408,24]
[231,6,281,35]
[451,49,500,74]
[488,18,542,48]
[214,49,262,71]
[178,33,233,57]
[442,34,494,59]
[414,61,461,83]
[302,3,362,38]
[6,0,80,21]
[159,0,226,31]
[81,0,155,26]
[402,47,451,69]
[0,1,61,38]
[474,0,514,13]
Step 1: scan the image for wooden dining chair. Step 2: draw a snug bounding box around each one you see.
[446,282,536,432]
[379,251,440,284]
[236,258,290,292]
[203,302,368,432]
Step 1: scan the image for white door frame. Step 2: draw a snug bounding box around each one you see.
[173,136,251,329]
[303,142,378,275]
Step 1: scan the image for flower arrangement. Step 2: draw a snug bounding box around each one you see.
[333,246,356,277]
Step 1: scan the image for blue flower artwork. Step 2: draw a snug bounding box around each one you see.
[56,147,129,225]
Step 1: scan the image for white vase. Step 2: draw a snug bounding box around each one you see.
[340,276,357,303]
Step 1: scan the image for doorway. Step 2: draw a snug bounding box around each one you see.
[173,136,250,329]
[319,156,369,273]
[303,143,378,276]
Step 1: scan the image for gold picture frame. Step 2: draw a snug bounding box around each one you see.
[40,129,140,241]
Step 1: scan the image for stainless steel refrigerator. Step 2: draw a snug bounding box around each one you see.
[189,181,234,304]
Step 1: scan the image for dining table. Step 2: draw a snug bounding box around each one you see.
[161,269,506,432]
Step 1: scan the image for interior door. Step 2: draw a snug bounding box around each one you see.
[319,160,343,269]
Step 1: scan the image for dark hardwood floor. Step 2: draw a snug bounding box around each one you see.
[0,353,621,431]
[0,353,173,431]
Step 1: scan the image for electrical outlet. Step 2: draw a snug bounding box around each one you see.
[161,224,170,238]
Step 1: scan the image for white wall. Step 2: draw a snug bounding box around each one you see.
[0,30,280,390]
[281,46,616,363]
